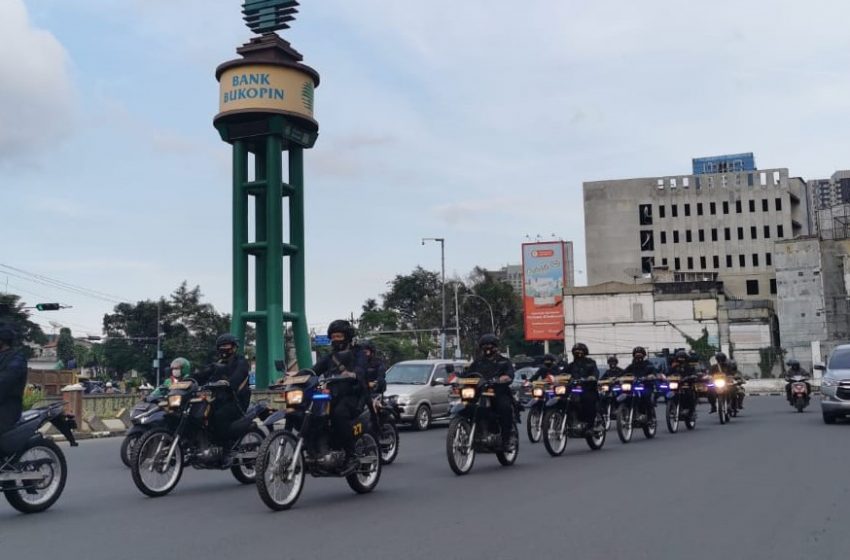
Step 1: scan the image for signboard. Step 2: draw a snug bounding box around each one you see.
[313,335,330,346]
[522,242,568,341]
[217,64,315,121]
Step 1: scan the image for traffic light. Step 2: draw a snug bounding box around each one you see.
[35,303,62,311]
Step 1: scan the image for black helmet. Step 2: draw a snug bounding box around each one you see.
[715,352,727,363]
[787,359,800,369]
[729,360,738,371]
[478,333,499,348]
[360,339,376,353]
[327,320,355,341]
[674,350,689,361]
[0,323,17,345]
[572,343,589,355]
[543,353,556,364]
[215,333,238,348]
[607,355,618,365]
[632,346,647,358]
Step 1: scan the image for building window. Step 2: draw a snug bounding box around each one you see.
[710,202,716,215]
[640,231,654,251]
[762,199,768,212]
[746,279,759,295]
[700,256,707,269]
[748,173,754,187]
[711,228,718,242]
[687,257,694,270]
[726,255,733,268]
[697,203,704,216]
[775,198,782,211]
[764,225,771,239]
[684,204,691,217]
[675,257,681,270]
[639,204,653,225]
[777,225,784,238]
[736,200,742,213]
[660,231,667,244]
[713,255,720,268]
[770,278,777,294]
[725,227,731,241]
[641,256,654,274]
[752,253,759,267]
[737,227,744,240]
[739,254,746,267]
[766,253,772,266]
[659,205,666,218]
[686,230,693,243]
[673,231,680,243]
[672,204,678,217]
[750,226,757,239]
[749,200,755,212]
[723,201,729,214]
[662,258,668,266]
[698,229,705,242]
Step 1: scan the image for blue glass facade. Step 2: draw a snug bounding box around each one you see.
[692,153,756,175]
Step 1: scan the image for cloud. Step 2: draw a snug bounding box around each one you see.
[0,0,75,166]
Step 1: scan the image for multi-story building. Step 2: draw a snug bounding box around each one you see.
[584,153,812,301]
[808,170,850,229]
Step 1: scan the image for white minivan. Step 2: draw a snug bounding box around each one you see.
[384,360,468,430]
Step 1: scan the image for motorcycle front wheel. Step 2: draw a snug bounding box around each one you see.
[526,407,543,443]
[616,404,634,444]
[718,398,727,425]
[643,407,657,439]
[446,417,476,475]
[131,428,184,498]
[542,408,568,457]
[666,400,680,433]
[255,431,304,511]
[4,439,68,514]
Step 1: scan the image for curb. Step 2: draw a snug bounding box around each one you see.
[50,430,126,443]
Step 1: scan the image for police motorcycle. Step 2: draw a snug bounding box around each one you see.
[130,379,270,497]
[0,402,77,514]
[255,371,381,511]
[372,382,400,465]
[787,374,810,413]
[525,380,552,443]
[707,373,732,425]
[445,373,519,475]
[664,374,698,433]
[540,375,606,457]
[598,377,616,431]
[120,391,167,468]
[613,375,658,443]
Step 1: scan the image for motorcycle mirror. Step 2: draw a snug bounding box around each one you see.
[521,373,528,380]
[274,360,286,372]
[813,364,825,371]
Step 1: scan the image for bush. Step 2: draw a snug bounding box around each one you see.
[22,387,44,411]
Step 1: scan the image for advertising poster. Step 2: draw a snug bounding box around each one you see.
[522,242,567,341]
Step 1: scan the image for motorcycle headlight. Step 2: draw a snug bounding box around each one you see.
[714,379,727,389]
[554,385,567,396]
[599,385,609,393]
[285,390,304,405]
[668,382,679,390]
[168,395,182,408]
[532,388,544,398]
[620,383,632,392]
[461,387,476,400]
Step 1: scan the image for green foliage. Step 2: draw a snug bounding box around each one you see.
[372,335,427,364]
[684,328,718,365]
[57,327,75,367]
[758,347,781,379]
[22,387,44,411]
[0,293,48,358]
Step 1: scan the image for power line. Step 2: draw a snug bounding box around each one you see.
[0,264,128,304]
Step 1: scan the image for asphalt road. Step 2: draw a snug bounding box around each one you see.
[2,397,848,560]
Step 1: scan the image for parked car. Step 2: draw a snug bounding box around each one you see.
[513,367,536,404]
[384,360,468,431]
[818,344,850,424]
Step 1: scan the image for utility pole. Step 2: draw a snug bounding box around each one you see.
[454,282,461,359]
[155,302,163,387]
[422,237,446,358]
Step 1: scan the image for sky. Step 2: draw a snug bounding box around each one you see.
[2,0,850,339]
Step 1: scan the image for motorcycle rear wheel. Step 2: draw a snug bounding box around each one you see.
[347,434,382,493]
[231,427,265,484]
[795,398,806,413]
[542,409,568,457]
[379,422,399,465]
[120,432,141,468]
[496,425,519,466]
[446,417,476,475]
[4,439,67,514]
[585,412,607,450]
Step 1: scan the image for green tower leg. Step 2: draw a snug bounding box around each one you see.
[254,148,269,385]
[264,134,285,387]
[289,148,312,369]
[232,140,249,347]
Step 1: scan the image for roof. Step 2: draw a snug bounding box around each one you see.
[565,281,654,296]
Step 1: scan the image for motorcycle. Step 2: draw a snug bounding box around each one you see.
[787,375,810,412]
[525,380,551,443]
[614,375,657,443]
[598,377,616,431]
[130,379,270,497]
[541,375,606,457]
[707,374,732,424]
[255,372,381,511]
[372,387,401,465]
[664,374,698,433]
[445,374,519,475]
[0,402,77,514]
[120,392,168,468]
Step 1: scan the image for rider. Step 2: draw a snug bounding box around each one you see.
[602,355,625,379]
[730,360,746,409]
[463,334,516,449]
[359,339,386,395]
[312,320,369,469]
[152,357,192,398]
[530,353,560,381]
[564,343,600,426]
[624,346,657,412]
[197,334,251,442]
[0,324,27,436]
[669,350,698,415]
[784,360,811,404]
[707,352,734,414]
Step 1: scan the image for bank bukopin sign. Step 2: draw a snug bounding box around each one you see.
[522,242,568,341]
[217,64,315,121]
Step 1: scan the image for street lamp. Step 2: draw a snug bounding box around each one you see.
[421,237,446,359]
[462,293,496,333]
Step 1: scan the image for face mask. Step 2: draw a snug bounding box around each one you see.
[544,362,554,368]
[332,340,348,352]
[217,349,233,360]
[482,346,495,357]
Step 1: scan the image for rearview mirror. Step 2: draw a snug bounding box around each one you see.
[274,360,286,372]
[433,377,446,386]
[521,373,528,380]
[813,364,826,371]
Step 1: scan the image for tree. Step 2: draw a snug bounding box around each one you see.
[0,293,47,358]
[56,327,75,367]
[382,267,441,328]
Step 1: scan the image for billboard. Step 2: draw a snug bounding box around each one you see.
[522,242,568,341]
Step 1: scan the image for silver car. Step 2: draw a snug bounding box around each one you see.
[384,360,467,431]
[818,344,850,424]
